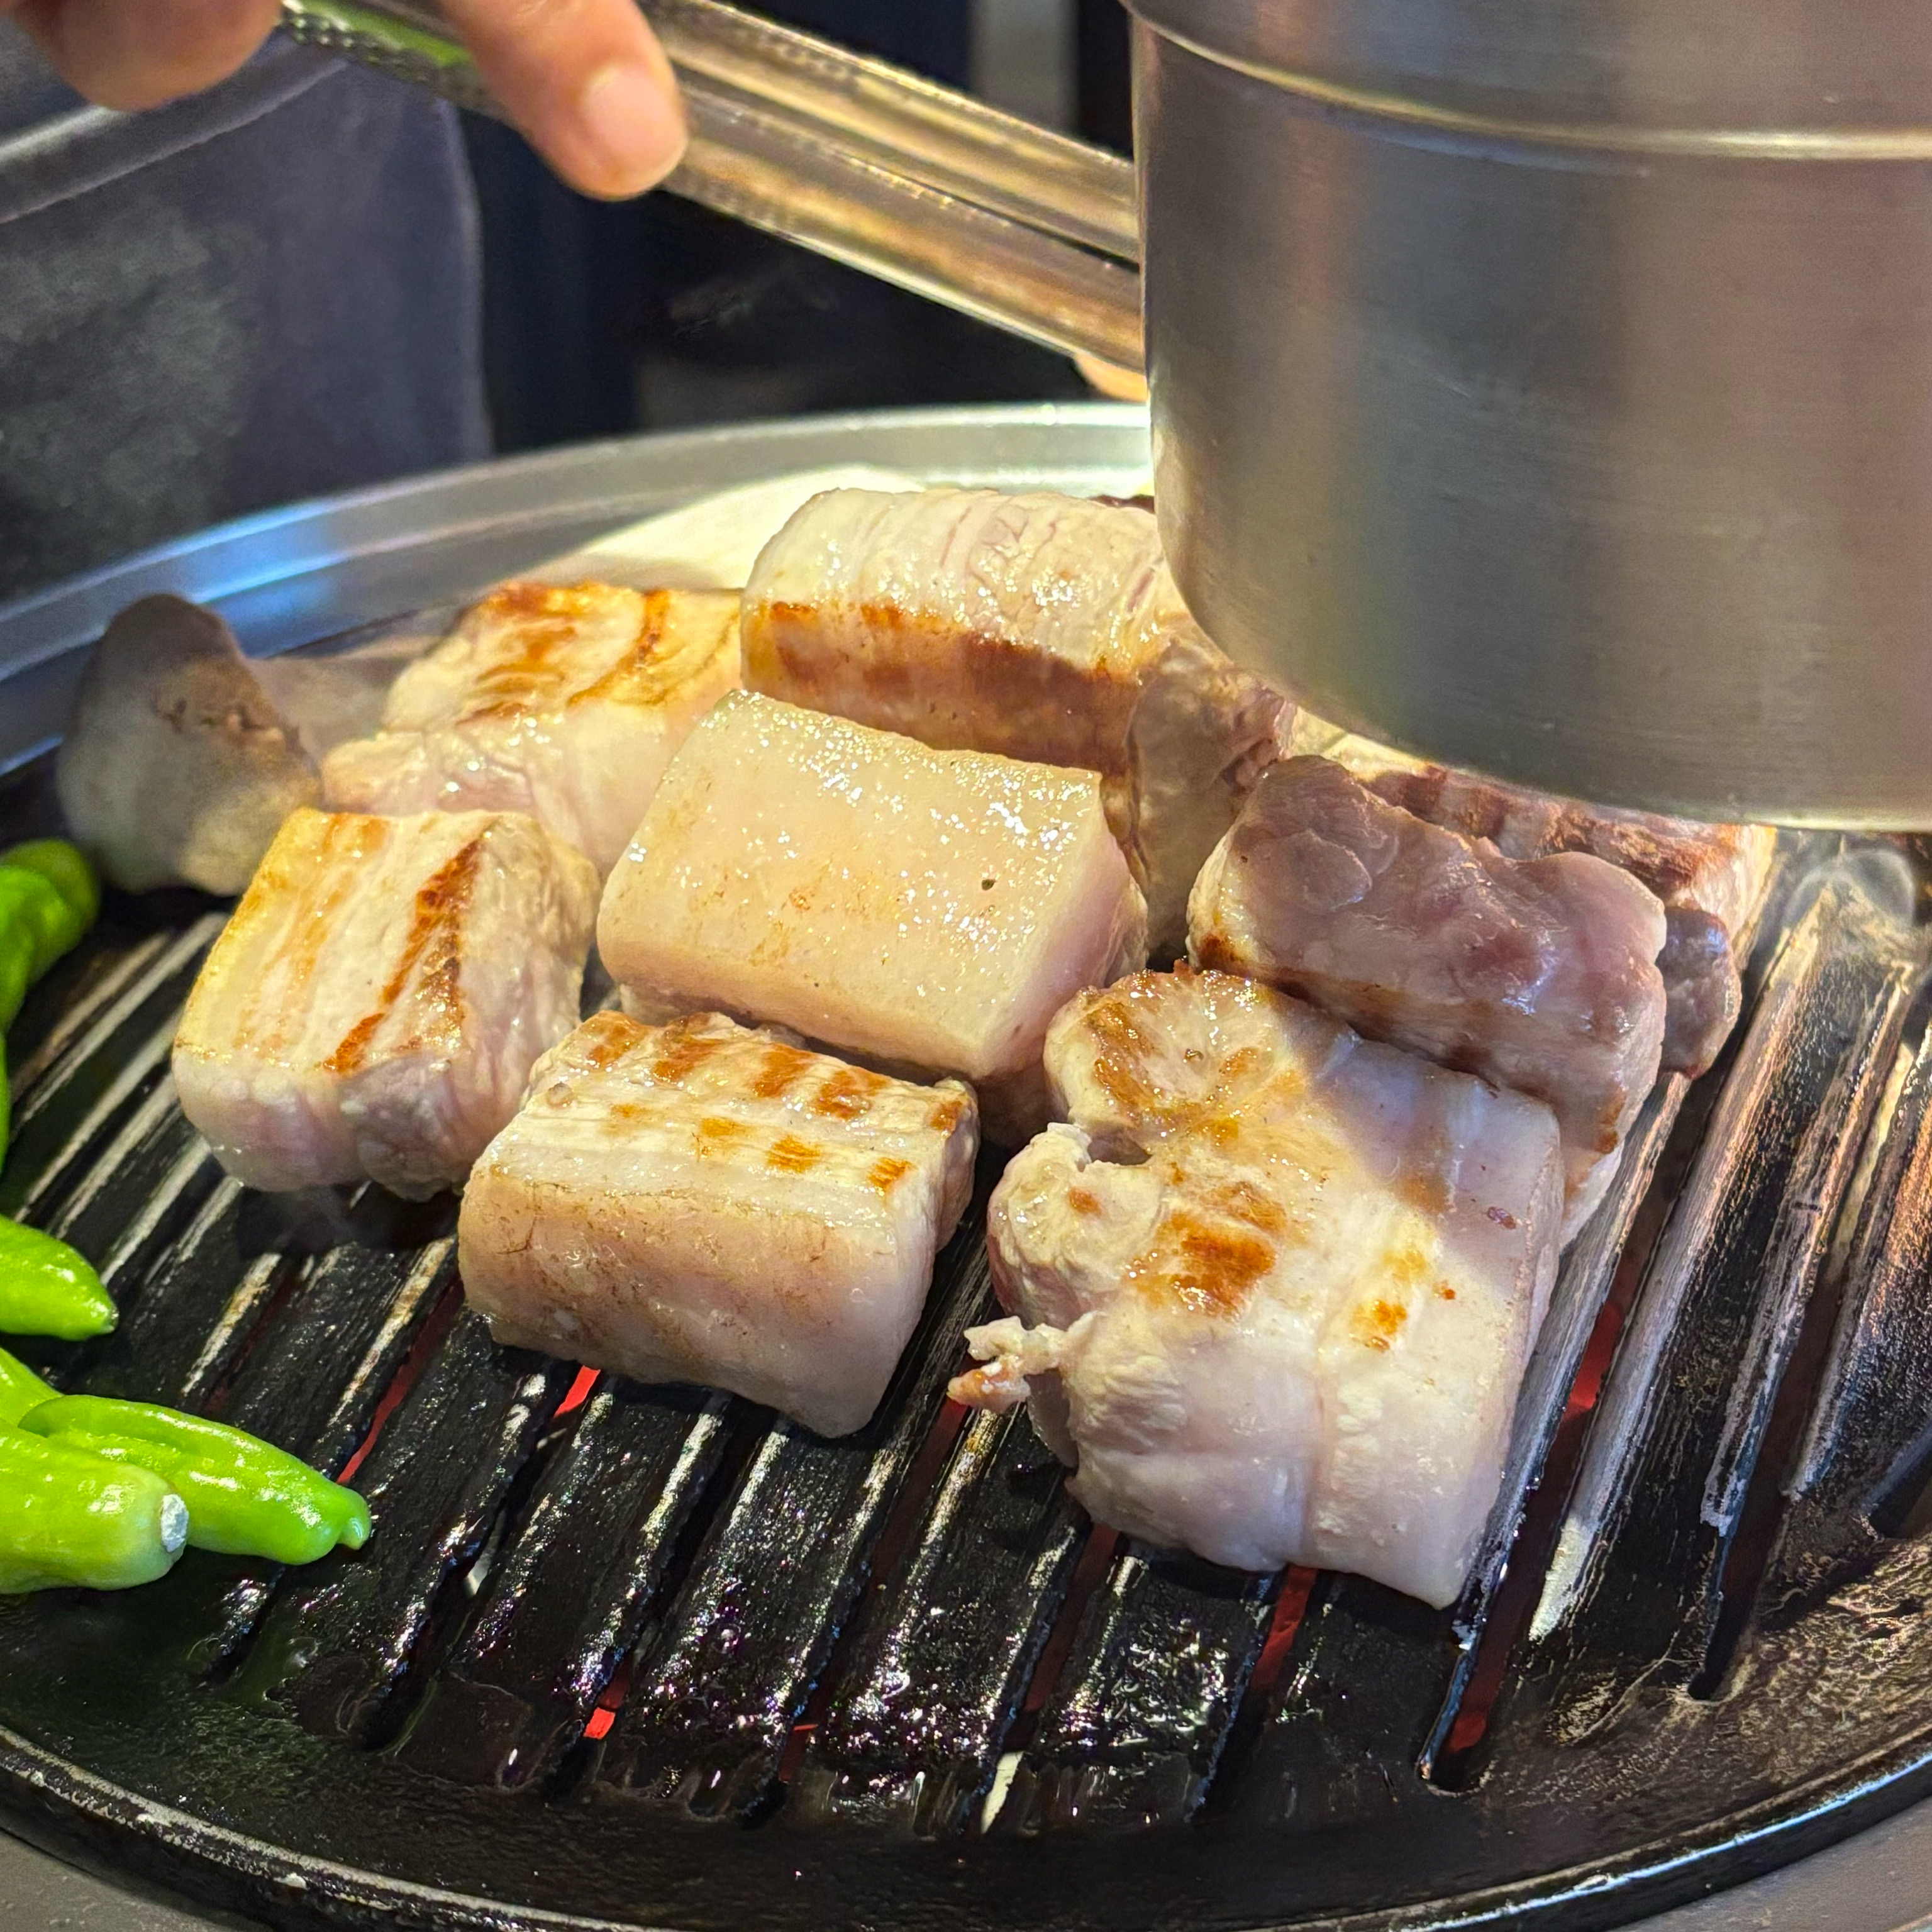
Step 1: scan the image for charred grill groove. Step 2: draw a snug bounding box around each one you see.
[396,1379,735,1788]
[1498,858,1921,1743]
[1001,1543,1280,1832]
[588,1212,997,1820]
[794,1402,1085,1835]
[227,1309,571,1746]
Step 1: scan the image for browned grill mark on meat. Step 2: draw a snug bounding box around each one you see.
[1083,995,1160,1116]
[1136,1209,1276,1319]
[323,833,484,1075]
[813,1067,886,1121]
[696,1115,748,1153]
[570,590,687,711]
[767,1133,824,1174]
[1352,1298,1409,1351]
[651,1024,726,1085]
[234,812,387,1057]
[455,583,600,720]
[1385,1243,1433,1287]
[753,1044,816,1100]
[868,1155,913,1193]
[1211,1177,1289,1235]
[574,1011,647,1070]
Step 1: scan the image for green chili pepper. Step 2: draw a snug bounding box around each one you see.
[20,1396,372,1566]
[0,840,100,936]
[0,867,76,984]
[0,841,96,1176]
[0,1346,54,1428]
[0,924,28,1035]
[0,1219,116,1340]
[0,1425,187,1593]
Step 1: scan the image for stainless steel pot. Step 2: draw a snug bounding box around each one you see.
[287,0,1932,825]
[1133,1,1932,824]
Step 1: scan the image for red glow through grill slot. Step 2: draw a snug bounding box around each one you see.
[336,1280,462,1487]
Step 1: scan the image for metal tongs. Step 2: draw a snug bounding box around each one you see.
[279,0,1143,370]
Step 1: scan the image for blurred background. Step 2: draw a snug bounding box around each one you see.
[467,0,1134,452]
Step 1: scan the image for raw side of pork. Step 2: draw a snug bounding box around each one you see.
[320,582,741,874]
[952,969,1564,1607]
[460,1011,978,1436]
[174,808,597,1198]
[596,691,1147,1141]
[1329,740,1777,1076]
[1188,757,1668,1235]
[740,488,1285,957]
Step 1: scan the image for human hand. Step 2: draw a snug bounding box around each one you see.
[1,0,687,199]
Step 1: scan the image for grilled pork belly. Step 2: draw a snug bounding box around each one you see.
[1188,757,1667,1235]
[740,489,1286,957]
[320,582,741,875]
[460,1011,977,1436]
[597,692,1147,1141]
[1332,743,1775,1076]
[952,969,1563,1606]
[174,808,597,1198]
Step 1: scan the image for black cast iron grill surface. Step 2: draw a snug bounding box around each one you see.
[6,418,1932,1932]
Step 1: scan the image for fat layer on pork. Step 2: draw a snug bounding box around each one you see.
[459,1011,978,1437]
[1188,757,1668,1235]
[320,582,741,874]
[1330,740,1777,1076]
[596,691,1148,1141]
[174,808,597,1198]
[953,969,1564,1607]
[740,488,1285,957]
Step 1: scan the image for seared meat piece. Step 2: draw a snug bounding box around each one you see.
[1333,742,1775,1075]
[1188,758,1667,1233]
[321,582,741,875]
[174,808,597,1198]
[597,692,1147,1141]
[460,1011,977,1436]
[952,969,1563,1606]
[740,489,1286,957]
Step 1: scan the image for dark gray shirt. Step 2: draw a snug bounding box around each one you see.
[0,26,488,602]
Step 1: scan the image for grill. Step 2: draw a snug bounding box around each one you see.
[5,406,1932,1932]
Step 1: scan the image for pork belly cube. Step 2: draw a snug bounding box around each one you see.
[741,489,1285,957]
[458,1011,979,1436]
[174,808,597,1198]
[953,969,1563,1607]
[1331,740,1777,1076]
[1189,757,1667,1234]
[597,692,1147,1141]
[320,582,741,874]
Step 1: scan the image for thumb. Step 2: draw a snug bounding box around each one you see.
[438,0,686,200]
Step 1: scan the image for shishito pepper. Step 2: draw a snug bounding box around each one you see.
[0,865,77,986]
[0,921,28,1036]
[20,1396,372,1565]
[0,840,94,1018]
[0,1345,53,1427]
[1,840,100,938]
[0,839,97,1174]
[0,1425,187,1593]
[0,1218,116,1340]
